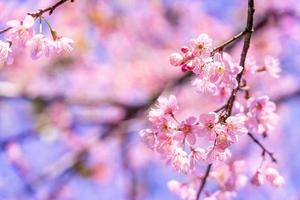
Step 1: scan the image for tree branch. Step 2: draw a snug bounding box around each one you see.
[213,30,246,52]
[0,27,12,34]
[221,0,255,120]
[196,1,254,198]
[196,164,212,200]
[248,132,277,163]
[28,0,75,18]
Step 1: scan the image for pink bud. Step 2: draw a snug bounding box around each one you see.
[265,167,279,182]
[169,53,183,66]
[265,167,285,187]
[272,176,285,187]
[140,129,156,149]
[181,46,189,53]
[251,171,264,186]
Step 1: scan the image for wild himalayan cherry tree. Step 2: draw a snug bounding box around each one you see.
[141,0,284,199]
[1,0,297,199]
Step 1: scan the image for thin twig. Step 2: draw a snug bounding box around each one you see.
[213,30,246,52]
[221,0,255,121]
[196,164,212,200]
[196,1,255,198]
[0,27,12,34]
[28,0,75,18]
[248,133,277,163]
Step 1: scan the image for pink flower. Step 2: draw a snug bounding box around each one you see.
[148,108,165,125]
[190,33,213,57]
[245,57,259,76]
[264,56,281,78]
[0,41,13,65]
[198,112,218,139]
[215,87,231,103]
[181,60,195,72]
[169,34,213,74]
[210,160,247,192]
[265,167,285,187]
[246,96,278,135]
[192,78,217,95]
[251,170,264,186]
[248,96,276,115]
[221,53,242,89]
[206,145,231,164]
[53,36,74,54]
[153,120,176,141]
[168,179,197,200]
[171,147,190,174]
[215,133,232,150]
[170,52,183,66]
[155,135,173,156]
[209,53,227,82]
[149,95,178,123]
[189,148,206,170]
[203,190,236,200]
[26,34,54,59]
[140,129,156,149]
[6,15,35,47]
[225,114,248,142]
[158,95,178,115]
[174,116,201,145]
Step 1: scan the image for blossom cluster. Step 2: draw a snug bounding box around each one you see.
[170,34,281,98]
[246,96,278,136]
[169,34,243,96]
[140,33,284,199]
[167,160,248,200]
[0,15,73,66]
[251,166,285,188]
[140,94,249,174]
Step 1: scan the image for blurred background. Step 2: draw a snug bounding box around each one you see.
[0,0,300,199]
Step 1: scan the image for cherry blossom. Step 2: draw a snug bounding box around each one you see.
[225,114,248,142]
[246,96,278,135]
[140,129,156,149]
[189,148,206,170]
[192,77,218,95]
[53,36,74,54]
[0,1,292,199]
[169,52,183,66]
[190,33,213,57]
[171,147,190,173]
[265,167,285,187]
[264,56,281,78]
[251,170,264,186]
[198,112,218,139]
[26,34,54,59]
[6,15,35,47]
[174,116,201,145]
[206,145,232,164]
[148,94,179,124]
[203,191,236,200]
[168,180,197,200]
[0,40,13,65]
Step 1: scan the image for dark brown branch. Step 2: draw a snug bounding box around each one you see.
[275,88,300,104]
[0,27,12,34]
[196,164,212,200]
[213,30,246,52]
[222,0,255,120]
[28,0,75,18]
[248,133,277,163]
[196,2,254,198]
